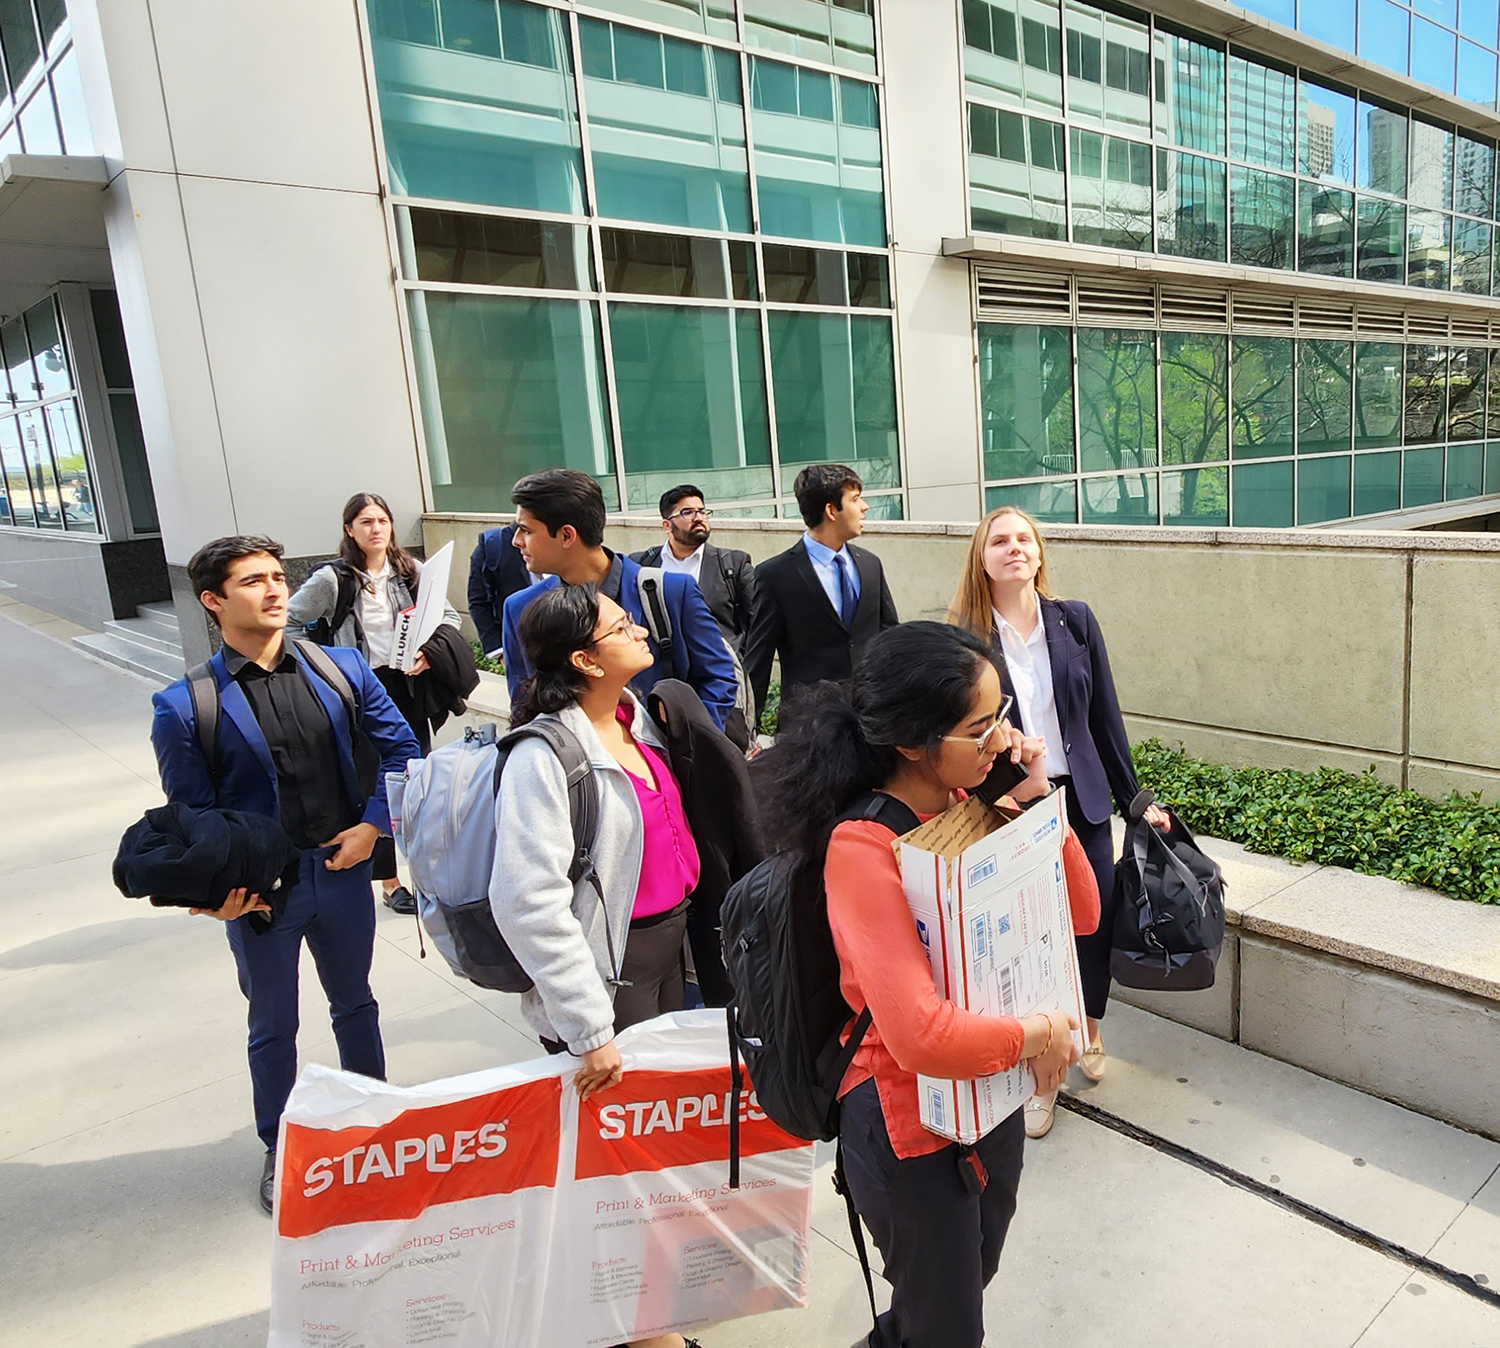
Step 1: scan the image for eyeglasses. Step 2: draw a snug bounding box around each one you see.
[592,614,639,645]
[669,507,713,522]
[939,696,1015,751]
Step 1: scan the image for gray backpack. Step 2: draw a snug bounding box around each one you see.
[395,719,600,993]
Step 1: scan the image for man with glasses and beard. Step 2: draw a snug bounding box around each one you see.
[630,485,757,654]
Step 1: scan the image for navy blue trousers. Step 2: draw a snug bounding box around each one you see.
[225,848,384,1149]
[841,1080,1026,1348]
[1060,784,1119,1021]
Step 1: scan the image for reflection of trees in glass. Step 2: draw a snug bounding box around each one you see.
[1354,342,1402,449]
[1297,340,1352,450]
[1403,344,1447,444]
[1157,152,1224,261]
[1298,186,1353,278]
[1451,218,1492,296]
[1447,347,1486,441]
[1230,336,1294,457]
[978,324,1075,480]
[1077,328,1156,472]
[1487,352,1500,437]
[1454,136,1494,217]
[1163,466,1228,524]
[1070,130,1152,250]
[1161,333,1227,471]
[1355,197,1404,284]
[1229,167,1293,268]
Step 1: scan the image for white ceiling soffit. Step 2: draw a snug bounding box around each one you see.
[0,154,111,319]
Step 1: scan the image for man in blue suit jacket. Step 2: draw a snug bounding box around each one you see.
[151,535,420,1214]
[499,469,736,730]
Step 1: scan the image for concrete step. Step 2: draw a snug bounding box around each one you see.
[132,601,181,639]
[72,631,184,686]
[103,616,182,656]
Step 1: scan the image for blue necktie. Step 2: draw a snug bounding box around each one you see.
[835,552,857,629]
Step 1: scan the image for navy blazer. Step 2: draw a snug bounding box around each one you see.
[501,554,737,731]
[468,525,535,656]
[992,597,1140,828]
[150,643,421,837]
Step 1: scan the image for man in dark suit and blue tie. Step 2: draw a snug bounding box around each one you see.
[150,535,420,1214]
[743,463,900,726]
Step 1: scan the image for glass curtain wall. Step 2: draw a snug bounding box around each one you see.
[962,3,1500,298]
[0,0,91,159]
[368,0,900,518]
[981,319,1500,524]
[0,294,99,532]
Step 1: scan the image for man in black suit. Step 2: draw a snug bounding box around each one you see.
[467,522,538,660]
[630,485,757,651]
[743,464,899,725]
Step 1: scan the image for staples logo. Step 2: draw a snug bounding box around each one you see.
[577,1069,802,1180]
[301,1121,509,1197]
[278,1077,561,1238]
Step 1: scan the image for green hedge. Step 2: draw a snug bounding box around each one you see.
[1130,740,1500,906]
[471,642,503,676]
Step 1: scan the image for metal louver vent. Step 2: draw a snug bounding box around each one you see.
[1297,300,1355,337]
[1406,312,1448,341]
[1230,292,1296,333]
[1075,280,1156,326]
[1159,287,1229,330]
[974,267,1072,322]
[1355,306,1405,340]
[1451,315,1489,344]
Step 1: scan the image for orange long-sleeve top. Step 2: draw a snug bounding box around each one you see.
[825,797,1101,1159]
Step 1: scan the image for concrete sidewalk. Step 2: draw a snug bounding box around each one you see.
[2,611,1498,1347]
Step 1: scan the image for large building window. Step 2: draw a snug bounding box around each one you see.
[964,14,1500,303]
[371,0,900,520]
[0,295,98,533]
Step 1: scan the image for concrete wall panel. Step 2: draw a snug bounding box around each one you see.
[1112,933,1240,1041]
[1122,716,1404,787]
[147,0,381,193]
[1409,554,1500,769]
[68,0,174,172]
[1046,541,1409,753]
[1239,936,1500,1140]
[176,176,421,558]
[1406,760,1500,804]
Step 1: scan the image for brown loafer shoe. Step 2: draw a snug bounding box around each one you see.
[1023,1092,1057,1139]
[1080,1035,1107,1083]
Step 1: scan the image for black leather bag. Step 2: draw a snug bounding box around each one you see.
[1111,790,1227,991]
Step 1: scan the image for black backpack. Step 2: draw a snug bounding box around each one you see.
[303,561,362,648]
[720,790,919,1329]
[1111,789,1227,992]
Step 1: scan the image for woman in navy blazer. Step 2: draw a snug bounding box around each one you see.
[949,506,1169,1139]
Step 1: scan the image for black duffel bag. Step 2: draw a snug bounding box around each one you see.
[1111,789,1227,992]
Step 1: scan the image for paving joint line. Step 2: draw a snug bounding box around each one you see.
[1058,1092,1500,1311]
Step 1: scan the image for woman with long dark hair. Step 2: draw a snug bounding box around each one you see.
[492,582,704,1348]
[286,494,459,911]
[947,505,1169,1139]
[765,622,1097,1348]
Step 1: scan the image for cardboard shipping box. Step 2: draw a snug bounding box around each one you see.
[896,789,1089,1145]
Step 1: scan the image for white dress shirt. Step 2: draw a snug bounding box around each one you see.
[802,532,859,617]
[994,601,1068,776]
[359,563,398,669]
[660,542,706,585]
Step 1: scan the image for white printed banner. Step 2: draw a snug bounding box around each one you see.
[269,1011,815,1347]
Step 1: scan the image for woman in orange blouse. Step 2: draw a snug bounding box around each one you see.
[763,622,1099,1348]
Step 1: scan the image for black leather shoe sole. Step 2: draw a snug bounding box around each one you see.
[260,1150,276,1215]
[383,886,417,916]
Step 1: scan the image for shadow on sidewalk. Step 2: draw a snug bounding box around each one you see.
[136,1312,269,1346]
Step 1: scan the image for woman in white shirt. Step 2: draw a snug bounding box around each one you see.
[287,493,459,912]
[948,506,1169,1139]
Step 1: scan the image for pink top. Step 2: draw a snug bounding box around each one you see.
[615,705,700,919]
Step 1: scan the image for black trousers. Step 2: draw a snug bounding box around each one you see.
[375,664,430,755]
[840,1080,1025,1348]
[1058,778,1118,1021]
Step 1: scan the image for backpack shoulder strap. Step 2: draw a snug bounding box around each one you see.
[291,637,359,727]
[636,566,674,662]
[494,721,600,886]
[837,790,921,838]
[186,661,220,779]
[328,561,362,635]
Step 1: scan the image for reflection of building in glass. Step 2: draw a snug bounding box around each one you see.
[1305,103,1335,177]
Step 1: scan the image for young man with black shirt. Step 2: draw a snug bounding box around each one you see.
[742,463,900,724]
[150,536,420,1214]
[629,484,757,653]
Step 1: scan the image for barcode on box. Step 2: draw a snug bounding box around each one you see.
[967,854,998,888]
[969,914,989,961]
[926,1087,946,1131]
[998,963,1016,1017]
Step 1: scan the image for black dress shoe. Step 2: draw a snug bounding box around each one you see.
[383,885,417,916]
[260,1150,276,1215]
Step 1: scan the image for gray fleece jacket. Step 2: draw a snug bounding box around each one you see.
[488,695,670,1055]
[284,560,460,661]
